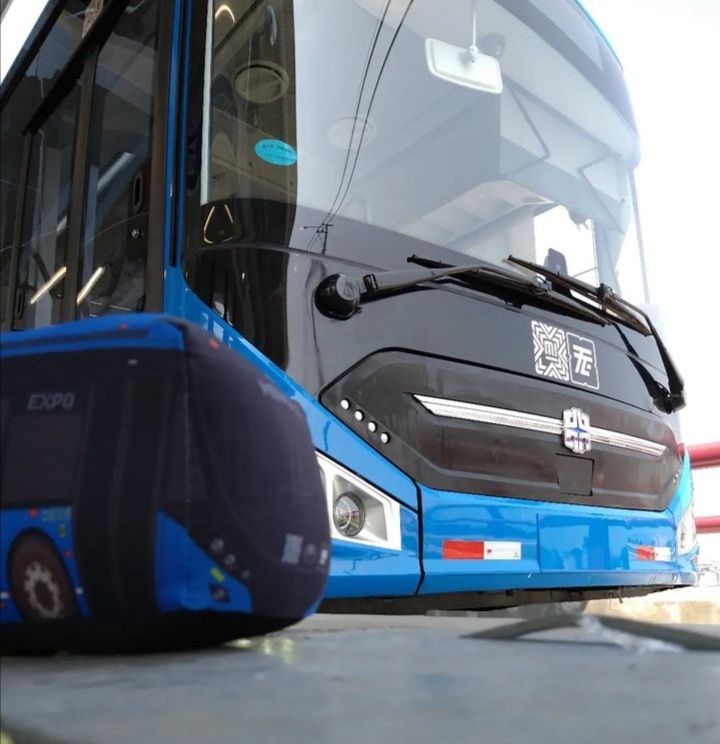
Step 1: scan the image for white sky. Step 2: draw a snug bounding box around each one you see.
[582,0,720,515]
[0,0,48,81]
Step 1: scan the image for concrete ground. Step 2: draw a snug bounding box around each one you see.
[587,585,720,625]
[2,612,719,744]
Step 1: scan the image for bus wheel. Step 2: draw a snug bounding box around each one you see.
[9,533,79,620]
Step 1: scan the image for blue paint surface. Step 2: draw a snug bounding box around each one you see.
[0,314,185,358]
[324,506,421,598]
[254,139,298,166]
[0,508,89,623]
[418,455,696,595]
[155,512,252,614]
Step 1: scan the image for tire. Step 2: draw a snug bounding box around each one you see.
[9,532,80,621]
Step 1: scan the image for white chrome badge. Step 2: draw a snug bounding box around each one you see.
[562,407,592,454]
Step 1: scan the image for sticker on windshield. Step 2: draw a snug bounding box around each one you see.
[254,139,297,167]
[531,321,599,390]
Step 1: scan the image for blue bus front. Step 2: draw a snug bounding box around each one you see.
[0,0,698,612]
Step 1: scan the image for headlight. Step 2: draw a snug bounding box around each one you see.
[676,504,697,555]
[333,493,366,537]
[316,452,402,550]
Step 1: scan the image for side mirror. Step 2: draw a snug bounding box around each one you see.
[425,38,503,94]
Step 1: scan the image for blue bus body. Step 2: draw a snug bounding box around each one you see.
[0,0,698,614]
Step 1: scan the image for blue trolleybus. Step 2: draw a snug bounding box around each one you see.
[0,0,698,619]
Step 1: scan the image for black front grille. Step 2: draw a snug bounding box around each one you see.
[321,351,681,511]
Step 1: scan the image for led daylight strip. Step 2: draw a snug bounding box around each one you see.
[414,394,666,458]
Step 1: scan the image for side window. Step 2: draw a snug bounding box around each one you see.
[12,84,81,330]
[77,1,160,317]
[1,0,92,326]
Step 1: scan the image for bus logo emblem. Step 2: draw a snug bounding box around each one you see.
[531,321,599,390]
[562,408,592,454]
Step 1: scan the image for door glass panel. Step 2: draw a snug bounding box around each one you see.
[77,0,160,317]
[12,83,80,330]
[1,1,95,326]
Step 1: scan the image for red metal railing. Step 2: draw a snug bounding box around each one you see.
[687,442,720,470]
[697,516,720,534]
[687,441,720,534]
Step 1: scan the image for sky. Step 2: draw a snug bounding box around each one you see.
[582,0,720,516]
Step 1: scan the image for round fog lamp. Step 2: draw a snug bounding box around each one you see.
[333,493,366,537]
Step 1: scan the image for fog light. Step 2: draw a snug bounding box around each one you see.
[333,493,365,537]
[316,451,402,550]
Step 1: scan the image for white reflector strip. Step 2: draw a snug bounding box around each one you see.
[442,539,522,560]
[483,541,522,560]
[653,546,673,562]
[413,394,666,458]
[636,545,673,561]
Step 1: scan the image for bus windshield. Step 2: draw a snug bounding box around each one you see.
[197,0,648,304]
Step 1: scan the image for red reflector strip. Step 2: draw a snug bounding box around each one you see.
[636,546,673,561]
[443,540,521,560]
[443,540,486,559]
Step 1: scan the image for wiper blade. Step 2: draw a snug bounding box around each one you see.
[405,254,609,326]
[507,255,648,334]
[314,255,609,329]
[506,255,685,412]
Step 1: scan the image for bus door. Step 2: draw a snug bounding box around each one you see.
[1,0,174,332]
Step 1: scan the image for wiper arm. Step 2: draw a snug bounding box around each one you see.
[314,255,609,328]
[315,261,518,319]
[506,255,685,412]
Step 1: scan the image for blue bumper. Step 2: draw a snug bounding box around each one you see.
[418,454,696,595]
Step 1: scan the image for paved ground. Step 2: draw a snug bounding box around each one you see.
[2,613,719,744]
[586,585,720,624]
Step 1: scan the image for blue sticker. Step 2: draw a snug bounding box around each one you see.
[254,139,298,167]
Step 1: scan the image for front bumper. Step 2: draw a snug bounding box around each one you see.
[326,454,697,600]
[419,456,697,595]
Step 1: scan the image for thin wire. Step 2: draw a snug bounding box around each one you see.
[318,0,415,250]
[305,0,394,252]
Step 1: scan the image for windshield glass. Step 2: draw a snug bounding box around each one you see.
[196,0,647,304]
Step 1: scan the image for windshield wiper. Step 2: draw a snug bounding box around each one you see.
[506,255,685,412]
[314,255,609,328]
[507,255,649,334]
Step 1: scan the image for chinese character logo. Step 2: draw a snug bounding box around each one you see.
[531,321,570,381]
[566,333,599,389]
[531,321,599,390]
[562,407,592,454]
